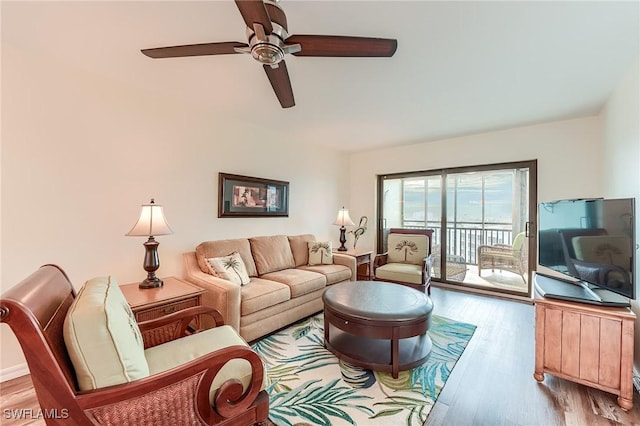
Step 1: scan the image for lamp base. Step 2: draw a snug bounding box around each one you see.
[138,236,163,289]
[139,276,163,289]
[338,226,348,251]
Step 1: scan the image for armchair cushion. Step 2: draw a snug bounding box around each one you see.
[145,325,267,403]
[375,263,424,285]
[572,235,631,270]
[63,276,149,391]
[386,233,429,265]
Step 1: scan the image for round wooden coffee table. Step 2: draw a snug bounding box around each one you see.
[322,280,433,378]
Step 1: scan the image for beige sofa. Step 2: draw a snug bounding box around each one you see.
[183,234,355,341]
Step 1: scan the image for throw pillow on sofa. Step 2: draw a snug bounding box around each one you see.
[206,251,251,285]
[308,241,333,265]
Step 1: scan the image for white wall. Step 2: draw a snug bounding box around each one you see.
[347,116,603,252]
[0,46,350,379]
[602,59,640,369]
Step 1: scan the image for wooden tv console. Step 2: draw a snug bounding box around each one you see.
[533,276,635,410]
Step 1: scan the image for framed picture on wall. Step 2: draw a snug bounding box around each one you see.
[218,173,289,217]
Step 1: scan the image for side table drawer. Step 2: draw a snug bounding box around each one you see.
[134,297,199,322]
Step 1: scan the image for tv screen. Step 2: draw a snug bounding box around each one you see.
[538,198,635,300]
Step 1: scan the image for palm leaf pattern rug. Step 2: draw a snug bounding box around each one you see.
[251,313,476,426]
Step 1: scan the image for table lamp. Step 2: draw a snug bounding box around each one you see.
[126,198,173,288]
[333,207,355,251]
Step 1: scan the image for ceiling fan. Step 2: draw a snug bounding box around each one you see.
[141,0,397,108]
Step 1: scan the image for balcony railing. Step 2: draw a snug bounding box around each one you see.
[402,220,514,265]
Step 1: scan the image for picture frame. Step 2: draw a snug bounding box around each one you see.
[218,173,289,217]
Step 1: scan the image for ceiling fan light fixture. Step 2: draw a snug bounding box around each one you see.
[251,43,285,65]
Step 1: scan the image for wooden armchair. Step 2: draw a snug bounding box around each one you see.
[373,228,433,294]
[0,265,268,425]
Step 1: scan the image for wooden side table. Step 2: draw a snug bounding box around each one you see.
[333,249,374,280]
[120,277,205,322]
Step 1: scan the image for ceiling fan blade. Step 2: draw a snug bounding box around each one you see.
[263,62,295,108]
[286,35,397,57]
[142,42,248,58]
[235,0,273,34]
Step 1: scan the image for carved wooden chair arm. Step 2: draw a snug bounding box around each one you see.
[138,305,225,348]
[373,253,388,271]
[76,345,264,424]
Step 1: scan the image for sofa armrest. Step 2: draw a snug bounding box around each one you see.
[332,253,357,281]
[183,252,242,332]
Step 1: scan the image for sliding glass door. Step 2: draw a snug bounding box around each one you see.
[378,161,537,297]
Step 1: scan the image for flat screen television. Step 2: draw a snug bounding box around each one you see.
[537,197,635,307]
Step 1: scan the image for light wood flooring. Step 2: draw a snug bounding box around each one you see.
[1,286,640,425]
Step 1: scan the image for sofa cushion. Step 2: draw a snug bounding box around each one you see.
[205,251,251,285]
[387,233,429,265]
[249,235,295,275]
[299,264,352,285]
[375,263,423,284]
[288,234,316,267]
[64,276,149,391]
[308,241,333,265]
[260,269,326,297]
[145,325,267,403]
[196,239,258,277]
[241,277,291,316]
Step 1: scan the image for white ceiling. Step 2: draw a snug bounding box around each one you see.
[3,1,639,152]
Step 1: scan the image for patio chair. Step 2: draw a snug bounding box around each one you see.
[477,232,527,282]
[0,264,268,425]
[373,228,433,294]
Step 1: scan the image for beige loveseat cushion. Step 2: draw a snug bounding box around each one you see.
[261,269,326,297]
[299,264,352,285]
[145,325,266,403]
[196,239,258,277]
[64,276,149,391]
[241,277,291,316]
[249,235,295,275]
[288,234,316,267]
[387,233,429,265]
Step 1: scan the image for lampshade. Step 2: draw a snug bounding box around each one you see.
[333,207,355,227]
[126,199,173,237]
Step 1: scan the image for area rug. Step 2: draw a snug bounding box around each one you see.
[251,313,476,426]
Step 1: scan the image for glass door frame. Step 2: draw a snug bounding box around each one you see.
[377,160,538,297]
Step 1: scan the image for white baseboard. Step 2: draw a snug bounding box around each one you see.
[0,363,29,383]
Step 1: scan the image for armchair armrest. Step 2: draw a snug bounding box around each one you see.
[373,253,388,272]
[138,305,225,348]
[478,245,515,255]
[76,344,265,424]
